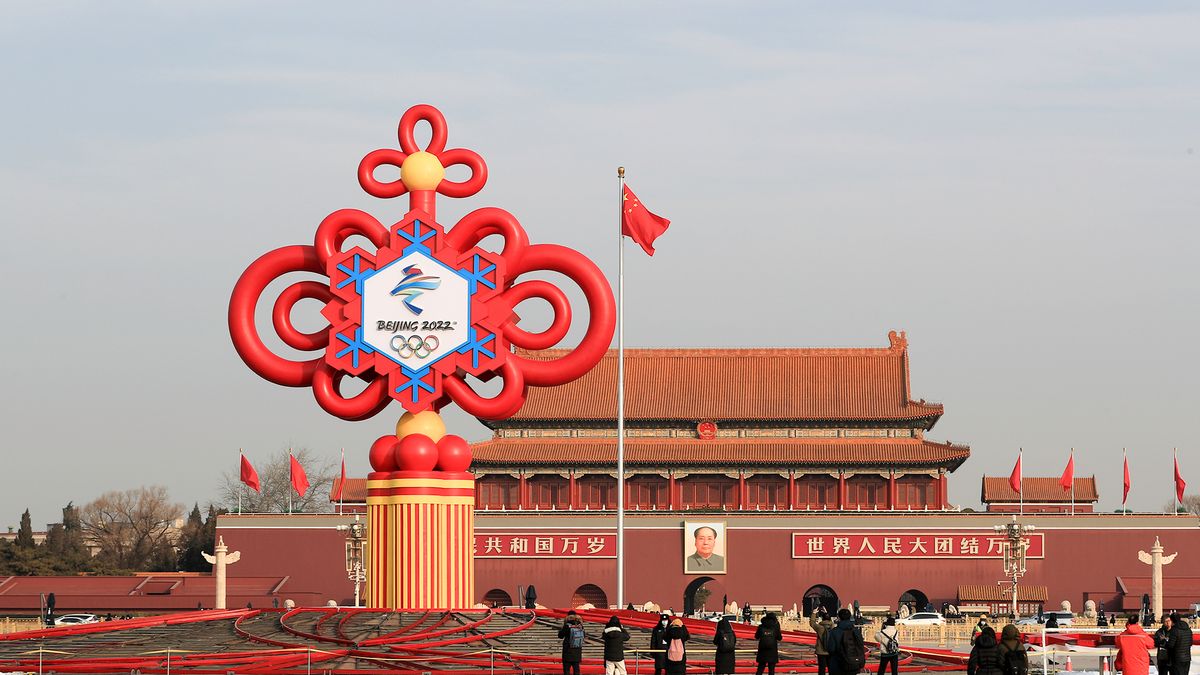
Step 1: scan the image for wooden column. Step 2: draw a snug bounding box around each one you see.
[569,471,579,510]
[738,472,748,511]
[887,471,897,510]
[669,473,678,510]
[837,472,846,510]
[788,470,796,510]
[938,472,948,509]
[519,473,529,510]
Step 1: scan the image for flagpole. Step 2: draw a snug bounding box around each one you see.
[1174,448,1179,514]
[1019,448,1023,517]
[616,166,626,610]
[238,449,243,516]
[339,448,345,516]
[289,449,293,515]
[1122,448,1127,515]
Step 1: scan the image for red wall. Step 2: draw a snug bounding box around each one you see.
[219,513,1200,612]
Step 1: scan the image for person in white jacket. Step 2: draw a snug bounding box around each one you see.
[874,617,901,675]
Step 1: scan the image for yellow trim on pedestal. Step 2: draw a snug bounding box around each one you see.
[367,478,476,490]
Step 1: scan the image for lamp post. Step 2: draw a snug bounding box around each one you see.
[994,515,1035,618]
[336,515,366,608]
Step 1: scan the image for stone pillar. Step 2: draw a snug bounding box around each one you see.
[1137,537,1178,620]
[202,536,241,610]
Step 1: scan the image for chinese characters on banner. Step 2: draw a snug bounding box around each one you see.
[791,532,1045,559]
[475,532,616,558]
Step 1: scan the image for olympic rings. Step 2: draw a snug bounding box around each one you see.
[390,334,440,359]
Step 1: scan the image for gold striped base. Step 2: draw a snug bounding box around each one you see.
[365,473,475,609]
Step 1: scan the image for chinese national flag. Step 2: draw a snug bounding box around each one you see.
[332,450,346,502]
[1175,454,1187,504]
[1008,453,1022,494]
[1122,453,1131,506]
[1060,452,1075,492]
[240,453,261,493]
[289,454,310,497]
[622,185,670,256]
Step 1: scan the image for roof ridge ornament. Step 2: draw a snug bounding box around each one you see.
[888,330,908,351]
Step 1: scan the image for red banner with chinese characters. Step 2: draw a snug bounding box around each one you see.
[792,531,1045,559]
[475,532,616,558]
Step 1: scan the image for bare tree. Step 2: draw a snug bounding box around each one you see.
[218,447,338,514]
[1160,495,1200,514]
[79,486,184,571]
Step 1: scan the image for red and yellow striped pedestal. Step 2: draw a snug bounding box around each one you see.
[365,471,475,609]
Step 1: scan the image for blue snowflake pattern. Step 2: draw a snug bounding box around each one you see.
[394,366,437,404]
[335,253,374,296]
[460,253,497,295]
[456,327,497,370]
[395,219,437,256]
[334,327,374,369]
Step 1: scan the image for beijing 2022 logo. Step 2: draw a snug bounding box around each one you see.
[390,265,441,315]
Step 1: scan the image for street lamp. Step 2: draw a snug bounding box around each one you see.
[336,515,366,608]
[994,516,1035,618]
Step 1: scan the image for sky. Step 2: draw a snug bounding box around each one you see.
[1,2,1197,529]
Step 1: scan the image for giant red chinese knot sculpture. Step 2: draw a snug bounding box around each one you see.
[229,105,616,608]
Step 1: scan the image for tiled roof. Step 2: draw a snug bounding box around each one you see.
[958,585,1048,602]
[498,332,944,425]
[470,436,970,468]
[981,476,1099,503]
[333,478,367,503]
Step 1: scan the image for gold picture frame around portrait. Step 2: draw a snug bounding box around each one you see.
[682,521,727,575]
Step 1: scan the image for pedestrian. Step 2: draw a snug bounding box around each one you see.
[971,614,990,645]
[664,617,690,675]
[1155,615,1174,675]
[603,615,631,675]
[967,626,1004,675]
[996,624,1028,675]
[558,610,586,675]
[1167,613,1192,675]
[1044,613,1059,630]
[714,616,737,675]
[1115,616,1154,675]
[810,608,833,675]
[874,617,900,675]
[829,608,866,675]
[755,612,782,675]
[651,614,671,675]
[743,604,753,625]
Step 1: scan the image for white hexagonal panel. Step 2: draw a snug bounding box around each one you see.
[361,251,470,370]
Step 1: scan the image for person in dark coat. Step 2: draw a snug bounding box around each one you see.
[558,610,586,675]
[664,618,690,675]
[967,626,1004,675]
[651,614,671,675]
[830,608,863,675]
[714,616,737,675]
[603,615,631,675]
[1167,613,1192,675]
[743,604,754,624]
[755,612,783,675]
[1156,615,1174,675]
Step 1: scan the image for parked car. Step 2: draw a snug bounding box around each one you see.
[896,612,945,626]
[1016,611,1074,626]
[53,614,99,626]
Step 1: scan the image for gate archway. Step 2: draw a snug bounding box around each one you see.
[898,589,929,615]
[803,584,839,616]
[572,583,608,609]
[483,588,513,607]
[684,576,717,616]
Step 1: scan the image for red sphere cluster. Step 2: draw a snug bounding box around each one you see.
[369,433,473,473]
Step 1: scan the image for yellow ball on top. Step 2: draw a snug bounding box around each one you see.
[400,151,445,191]
[396,410,446,442]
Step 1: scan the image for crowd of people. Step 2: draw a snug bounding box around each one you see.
[558,607,1194,675]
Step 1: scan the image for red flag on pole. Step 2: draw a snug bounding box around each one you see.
[1059,451,1075,492]
[289,453,310,497]
[240,452,261,493]
[1122,450,1130,507]
[1175,450,1187,504]
[1008,452,1022,494]
[621,185,670,256]
[333,449,346,502]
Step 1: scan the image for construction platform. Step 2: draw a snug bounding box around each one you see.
[0,609,970,674]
